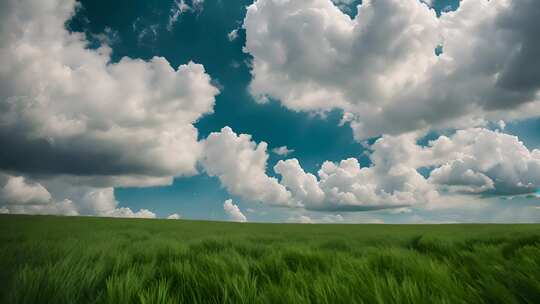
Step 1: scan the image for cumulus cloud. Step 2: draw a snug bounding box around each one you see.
[244,0,439,134]
[0,0,219,185]
[244,0,540,139]
[167,213,182,219]
[0,174,77,215]
[78,187,119,215]
[358,127,540,198]
[200,127,434,211]
[223,199,247,222]
[76,187,156,218]
[305,128,540,209]
[281,160,435,211]
[274,159,325,206]
[0,0,220,218]
[207,126,540,212]
[426,128,540,195]
[201,127,293,206]
[60,185,156,218]
[428,157,496,194]
[274,140,438,211]
[0,174,157,217]
[272,146,295,157]
[0,175,51,205]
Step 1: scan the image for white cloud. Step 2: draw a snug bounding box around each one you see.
[105,207,156,219]
[426,128,540,195]
[0,0,219,188]
[287,215,314,224]
[0,174,79,216]
[79,187,118,215]
[363,218,385,224]
[72,187,156,218]
[167,213,181,219]
[0,0,214,219]
[244,0,439,137]
[320,214,344,223]
[274,141,438,211]
[0,207,8,214]
[0,174,158,217]
[310,128,540,209]
[428,157,496,193]
[201,127,293,206]
[272,146,295,156]
[167,0,204,31]
[76,186,156,218]
[244,0,540,140]
[0,0,221,218]
[223,199,247,222]
[227,29,239,41]
[212,126,540,211]
[0,176,51,205]
[274,159,325,206]
[287,213,346,223]
[0,173,78,215]
[8,199,79,216]
[199,126,435,211]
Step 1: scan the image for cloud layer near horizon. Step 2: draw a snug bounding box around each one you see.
[199,127,540,211]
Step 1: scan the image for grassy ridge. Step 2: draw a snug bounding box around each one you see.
[1,215,540,303]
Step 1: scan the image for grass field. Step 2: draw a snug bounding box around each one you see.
[1,215,540,303]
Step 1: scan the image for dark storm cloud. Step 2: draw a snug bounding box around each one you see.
[495,0,540,95]
[0,129,155,176]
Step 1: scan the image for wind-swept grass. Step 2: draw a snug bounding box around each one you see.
[1,215,539,303]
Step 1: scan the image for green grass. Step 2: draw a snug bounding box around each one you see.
[1,215,540,303]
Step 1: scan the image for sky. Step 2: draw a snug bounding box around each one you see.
[0,0,539,223]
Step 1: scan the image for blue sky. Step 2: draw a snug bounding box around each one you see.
[0,0,539,223]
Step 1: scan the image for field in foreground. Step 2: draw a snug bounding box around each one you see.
[1,215,540,303]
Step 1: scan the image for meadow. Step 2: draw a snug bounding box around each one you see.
[1,215,539,303]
